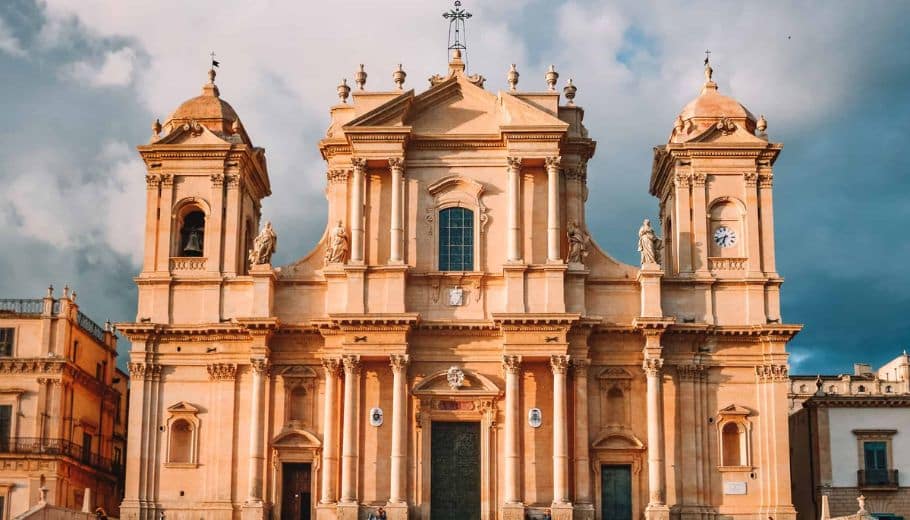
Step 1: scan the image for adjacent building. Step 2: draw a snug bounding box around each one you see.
[790,353,910,519]
[118,43,800,520]
[0,288,127,520]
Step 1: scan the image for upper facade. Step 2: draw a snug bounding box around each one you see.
[0,287,126,519]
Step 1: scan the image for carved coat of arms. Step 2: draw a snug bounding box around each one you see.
[446,366,465,390]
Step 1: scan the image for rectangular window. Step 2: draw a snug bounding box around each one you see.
[0,405,11,452]
[864,441,887,470]
[438,207,474,271]
[82,432,92,464]
[0,328,13,357]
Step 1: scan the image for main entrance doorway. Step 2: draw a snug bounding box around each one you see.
[281,463,312,520]
[431,421,481,520]
[601,465,632,520]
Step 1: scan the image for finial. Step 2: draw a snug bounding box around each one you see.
[563,78,577,105]
[209,50,219,82]
[704,49,714,83]
[674,115,684,133]
[507,64,519,91]
[71,290,77,303]
[46,284,54,298]
[757,114,767,133]
[152,118,162,137]
[231,118,241,135]
[337,78,351,103]
[857,495,867,513]
[393,64,407,90]
[443,0,472,65]
[104,320,111,332]
[63,285,69,298]
[354,64,367,90]
[545,65,559,91]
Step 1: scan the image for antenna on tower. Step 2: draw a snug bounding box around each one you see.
[443,1,472,69]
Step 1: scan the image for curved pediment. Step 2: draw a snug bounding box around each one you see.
[412,368,501,397]
[592,428,645,451]
[428,175,485,199]
[272,428,322,449]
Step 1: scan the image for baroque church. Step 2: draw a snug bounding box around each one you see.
[118,18,800,520]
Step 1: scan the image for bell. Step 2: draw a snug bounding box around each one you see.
[183,230,203,256]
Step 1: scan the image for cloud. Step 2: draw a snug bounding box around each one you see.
[0,15,26,56]
[61,46,137,87]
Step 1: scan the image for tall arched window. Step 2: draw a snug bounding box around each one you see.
[439,207,474,271]
[169,419,193,463]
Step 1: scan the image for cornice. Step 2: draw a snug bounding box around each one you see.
[492,313,580,326]
[804,395,910,408]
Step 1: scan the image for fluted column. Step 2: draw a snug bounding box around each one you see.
[351,158,366,263]
[320,358,341,504]
[389,354,410,504]
[506,157,522,262]
[389,158,405,264]
[503,355,522,504]
[247,358,269,502]
[545,156,562,262]
[340,355,362,503]
[644,357,668,518]
[572,359,592,505]
[550,355,570,504]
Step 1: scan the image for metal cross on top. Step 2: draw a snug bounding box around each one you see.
[443,0,472,52]
[704,49,711,65]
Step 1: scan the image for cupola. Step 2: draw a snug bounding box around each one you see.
[670,61,757,142]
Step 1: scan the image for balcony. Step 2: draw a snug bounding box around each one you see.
[0,437,120,475]
[858,469,899,489]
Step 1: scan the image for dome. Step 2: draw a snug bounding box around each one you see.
[671,63,757,142]
[163,68,245,139]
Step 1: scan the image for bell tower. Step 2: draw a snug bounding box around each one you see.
[136,66,271,324]
[650,59,782,325]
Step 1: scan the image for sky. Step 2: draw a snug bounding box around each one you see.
[0,0,908,375]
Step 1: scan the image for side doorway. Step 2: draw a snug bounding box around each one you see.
[281,463,312,520]
[600,465,632,520]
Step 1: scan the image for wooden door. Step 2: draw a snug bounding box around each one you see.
[430,421,481,520]
[600,465,632,520]
[281,463,312,520]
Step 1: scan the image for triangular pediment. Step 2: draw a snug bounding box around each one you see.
[717,404,752,418]
[167,401,199,413]
[343,76,569,137]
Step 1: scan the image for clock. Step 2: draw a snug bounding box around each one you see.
[713,226,737,248]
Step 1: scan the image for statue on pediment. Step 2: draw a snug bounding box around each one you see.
[325,221,349,265]
[638,219,662,266]
[249,221,277,266]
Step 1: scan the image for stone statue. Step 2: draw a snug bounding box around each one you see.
[325,221,349,264]
[638,219,662,266]
[248,221,277,266]
[566,220,590,265]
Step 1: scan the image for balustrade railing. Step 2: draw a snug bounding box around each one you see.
[76,311,106,343]
[0,299,44,315]
[0,437,118,474]
[858,469,899,488]
[170,256,207,271]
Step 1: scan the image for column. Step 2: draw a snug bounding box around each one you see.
[644,357,669,519]
[389,158,405,264]
[320,358,341,504]
[247,358,269,502]
[673,171,692,274]
[48,380,62,439]
[388,354,410,504]
[572,359,593,506]
[350,158,366,263]
[502,355,522,504]
[758,172,776,273]
[545,156,562,263]
[550,355,570,504]
[340,355,362,503]
[506,157,522,262]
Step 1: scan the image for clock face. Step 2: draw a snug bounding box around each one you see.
[713,226,737,248]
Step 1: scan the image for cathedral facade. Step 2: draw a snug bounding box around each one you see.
[118,48,799,520]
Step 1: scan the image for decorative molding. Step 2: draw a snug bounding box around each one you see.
[342,355,361,374]
[207,363,237,381]
[388,157,405,171]
[550,354,570,374]
[642,358,663,376]
[506,156,522,170]
[321,357,341,377]
[351,157,367,171]
[250,358,271,376]
[758,173,774,188]
[692,172,707,187]
[708,257,747,271]
[502,355,522,375]
[210,173,225,187]
[743,172,757,187]
[676,364,707,382]
[326,169,350,184]
[674,172,690,189]
[755,364,788,382]
[389,354,410,372]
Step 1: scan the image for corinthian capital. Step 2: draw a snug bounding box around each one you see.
[388,157,404,171]
[544,156,562,171]
[389,354,410,372]
[506,156,522,170]
[642,357,663,377]
[502,354,522,375]
[321,357,341,377]
[550,354,570,374]
[342,354,362,374]
[351,157,367,171]
[250,357,270,376]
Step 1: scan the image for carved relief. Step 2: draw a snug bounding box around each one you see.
[502,355,522,375]
[642,357,664,376]
[207,363,238,381]
[549,355,570,374]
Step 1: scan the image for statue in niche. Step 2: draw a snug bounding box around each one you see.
[248,221,277,265]
[324,221,349,265]
[638,219,663,266]
[566,219,590,265]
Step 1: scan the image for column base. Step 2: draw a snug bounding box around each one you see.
[501,503,525,520]
[551,502,574,520]
[572,503,595,520]
[384,502,409,520]
[316,503,339,520]
[241,501,270,520]
[644,503,670,520]
[336,502,360,520]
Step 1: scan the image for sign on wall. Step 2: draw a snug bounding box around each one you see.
[723,482,747,495]
[369,407,383,427]
[528,408,542,428]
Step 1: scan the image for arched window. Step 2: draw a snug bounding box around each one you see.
[169,419,193,463]
[288,387,307,423]
[885,385,893,394]
[857,385,866,393]
[179,210,206,257]
[438,207,474,271]
[606,387,624,425]
[722,422,743,466]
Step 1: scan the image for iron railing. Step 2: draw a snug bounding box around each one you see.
[0,299,44,315]
[858,469,899,488]
[0,437,120,474]
[76,311,106,343]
